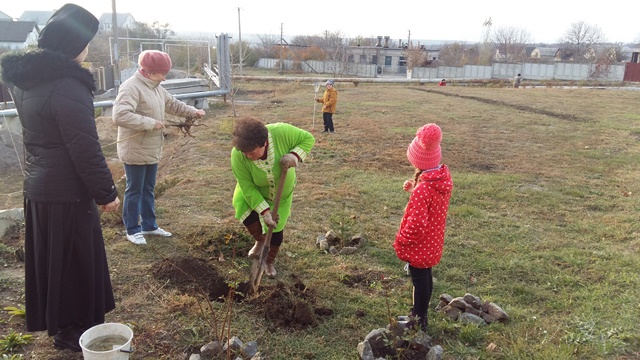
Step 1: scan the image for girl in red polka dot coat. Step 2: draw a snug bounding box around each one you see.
[393,123,453,332]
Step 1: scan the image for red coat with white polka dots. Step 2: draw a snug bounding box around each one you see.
[393,164,453,269]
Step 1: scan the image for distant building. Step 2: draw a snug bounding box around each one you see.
[0,11,12,21]
[555,48,576,61]
[98,13,136,32]
[0,21,39,50]
[523,46,536,58]
[346,36,439,73]
[630,48,640,63]
[584,44,625,62]
[531,47,559,60]
[18,10,55,29]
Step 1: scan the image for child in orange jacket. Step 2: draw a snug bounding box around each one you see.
[315,79,338,133]
[393,123,453,332]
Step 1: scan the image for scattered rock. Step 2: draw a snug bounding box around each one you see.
[317,230,367,256]
[437,293,510,325]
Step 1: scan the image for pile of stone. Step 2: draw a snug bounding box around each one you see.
[435,293,510,325]
[189,336,265,360]
[357,321,443,360]
[316,230,367,255]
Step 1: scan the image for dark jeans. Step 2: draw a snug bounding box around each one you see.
[123,163,158,235]
[323,112,334,132]
[409,266,433,330]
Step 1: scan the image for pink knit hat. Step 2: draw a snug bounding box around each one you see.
[138,50,172,74]
[407,123,442,170]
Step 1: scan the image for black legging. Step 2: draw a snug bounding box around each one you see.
[409,265,433,330]
[243,211,283,246]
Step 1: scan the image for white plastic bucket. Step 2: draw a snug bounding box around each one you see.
[79,323,134,360]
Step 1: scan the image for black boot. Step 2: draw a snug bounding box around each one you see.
[53,325,83,352]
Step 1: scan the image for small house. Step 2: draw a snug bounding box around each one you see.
[0,21,39,50]
[98,13,136,32]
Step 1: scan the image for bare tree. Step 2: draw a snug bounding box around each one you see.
[438,42,468,66]
[255,34,280,58]
[348,36,378,47]
[560,21,606,57]
[127,21,175,41]
[230,41,258,67]
[86,32,114,68]
[609,43,629,62]
[492,26,532,62]
[405,46,428,69]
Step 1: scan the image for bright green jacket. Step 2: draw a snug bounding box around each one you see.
[231,123,315,232]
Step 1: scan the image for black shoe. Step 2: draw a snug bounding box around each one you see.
[53,325,83,352]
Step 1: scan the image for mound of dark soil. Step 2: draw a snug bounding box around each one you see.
[152,256,333,329]
[152,256,242,301]
[247,276,333,330]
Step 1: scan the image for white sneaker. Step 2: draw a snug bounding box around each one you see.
[126,232,147,245]
[141,227,172,237]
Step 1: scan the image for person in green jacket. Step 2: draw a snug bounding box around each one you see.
[231,117,315,276]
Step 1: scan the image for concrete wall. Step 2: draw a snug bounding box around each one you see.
[256,58,627,82]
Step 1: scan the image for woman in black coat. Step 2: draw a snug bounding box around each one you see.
[0,3,120,353]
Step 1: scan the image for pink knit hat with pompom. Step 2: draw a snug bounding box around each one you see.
[407,124,442,170]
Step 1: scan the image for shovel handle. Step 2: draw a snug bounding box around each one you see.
[250,166,290,292]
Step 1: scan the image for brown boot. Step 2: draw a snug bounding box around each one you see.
[264,245,280,277]
[246,222,265,259]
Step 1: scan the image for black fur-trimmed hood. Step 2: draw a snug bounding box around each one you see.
[0,48,96,92]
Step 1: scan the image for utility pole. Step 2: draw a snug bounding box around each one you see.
[280,23,283,73]
[407,30,411,46]
[237,7,243,76]
[111,0,120,93]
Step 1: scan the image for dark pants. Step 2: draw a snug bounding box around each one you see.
[409,266,433,331]
[323,112,334,132]
[243,211,283,246]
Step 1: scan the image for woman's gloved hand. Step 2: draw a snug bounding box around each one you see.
[280,153,298,168]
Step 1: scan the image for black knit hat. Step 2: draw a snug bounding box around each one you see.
[38,3,99,58]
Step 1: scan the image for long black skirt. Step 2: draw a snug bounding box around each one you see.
[24,198,115,336]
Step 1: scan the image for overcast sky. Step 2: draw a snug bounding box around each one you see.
[3,1,639,45]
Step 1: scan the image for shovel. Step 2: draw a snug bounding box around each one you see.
[249,166,289,294]
[312,83,320,131]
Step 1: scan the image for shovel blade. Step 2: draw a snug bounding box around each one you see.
[249,258,264,293]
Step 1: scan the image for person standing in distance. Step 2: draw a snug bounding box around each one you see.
[513,73,522,88]
[316,79,338,133]
[113,50,205,245]
[1,3,120,352]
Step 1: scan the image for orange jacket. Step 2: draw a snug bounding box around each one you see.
[316,87,338,114]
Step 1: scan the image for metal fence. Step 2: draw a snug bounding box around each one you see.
[255,58,627,82]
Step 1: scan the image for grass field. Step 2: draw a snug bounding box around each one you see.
[1,74,640,359]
